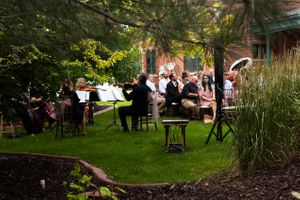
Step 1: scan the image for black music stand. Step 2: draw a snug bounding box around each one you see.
[97,86,124,130]
[88,91,100,125]
[105,100,120,130]
[205,105,234,144]
[205,47,234,144]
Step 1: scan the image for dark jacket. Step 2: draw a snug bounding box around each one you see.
[122,84,151,115]
[182,82,198,100]
[166,81,181,106]
[60,90,83,124]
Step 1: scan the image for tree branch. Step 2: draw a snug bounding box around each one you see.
[0,12,32,20]
[69,0,143,28]
[68,0,208,48]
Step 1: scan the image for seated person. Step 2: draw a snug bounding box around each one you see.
[177,71,190,93]
[30,95,46,130]
[181,76,200,119]
[60,78,84,127]
[44,100,57,128]
[75,78,96,92]
[118,73,152,131]
[12,95,43,135]
[147,75,166,115]
[224,72,234,106]
[158,71,169,97]
[199,74,216,123]
[75,77,96,125]
[165,72,182,113]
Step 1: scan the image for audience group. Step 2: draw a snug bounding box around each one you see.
[144,69,238,124]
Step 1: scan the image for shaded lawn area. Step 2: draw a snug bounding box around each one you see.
[0,102,234,184]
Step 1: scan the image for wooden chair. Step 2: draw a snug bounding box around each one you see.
[55,99,83,138]
[131,102,158,131]
[166,102,180,116]
[0,112,15,137]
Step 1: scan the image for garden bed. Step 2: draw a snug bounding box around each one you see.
[0,153,299,200]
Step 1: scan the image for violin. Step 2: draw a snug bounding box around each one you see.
[123,83,136,89]
[79,86,97,92]
[116,82,137,90]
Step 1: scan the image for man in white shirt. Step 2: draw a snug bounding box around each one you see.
[147,75,166,115]
[159,71,170,96]
[146,79,156,92]
[224,72,234,106]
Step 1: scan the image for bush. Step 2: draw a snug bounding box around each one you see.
[233,54,300,174]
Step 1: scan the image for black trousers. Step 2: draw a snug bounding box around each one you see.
[118,106,146,129]
[118,106,133,129]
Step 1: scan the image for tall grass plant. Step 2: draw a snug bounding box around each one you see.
[233,53,300,174]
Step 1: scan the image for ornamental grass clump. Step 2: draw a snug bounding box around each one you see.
[233,53,300,174]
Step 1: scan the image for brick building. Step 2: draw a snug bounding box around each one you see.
[141,48,203,83]
[141,1,300,82]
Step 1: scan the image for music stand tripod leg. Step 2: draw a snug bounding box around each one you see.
[105,101,120,130]
[205,110,234,144]
[205,116,218,144]
[220,114,234,140]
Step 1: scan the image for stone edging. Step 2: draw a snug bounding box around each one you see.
[0,152,169,189]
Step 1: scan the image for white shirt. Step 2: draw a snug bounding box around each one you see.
[159,78,169,94]
[172,81,177,87]
[146,80,156,92]
[224,80,233,90]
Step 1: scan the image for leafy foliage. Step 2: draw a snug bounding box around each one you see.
[64,162,125,200]
[110,48,142,83]
[62,39,127,83]
[0,0,139,118]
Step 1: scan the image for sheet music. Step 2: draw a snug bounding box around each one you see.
[76,91,90,103]
[111,86,124,101]
[97,89,115,101]
[96,85,124,102]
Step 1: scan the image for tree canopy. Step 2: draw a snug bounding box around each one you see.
[0,0,282,117]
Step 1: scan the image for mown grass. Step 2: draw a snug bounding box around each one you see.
[0,102,234,184]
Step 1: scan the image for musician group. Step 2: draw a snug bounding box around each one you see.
[9,70,217,135]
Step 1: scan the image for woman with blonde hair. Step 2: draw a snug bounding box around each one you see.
[75,77,95,125]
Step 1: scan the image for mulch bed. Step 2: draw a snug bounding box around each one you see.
[0,154,299,200]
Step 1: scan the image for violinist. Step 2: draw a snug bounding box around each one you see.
[118,73,152,132]
[76,78,96,92]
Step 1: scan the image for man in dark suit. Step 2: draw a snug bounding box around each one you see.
[118,73,152,131]
[165,73,181,113]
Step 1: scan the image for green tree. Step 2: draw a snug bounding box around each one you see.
[110,48,142,83]
[0,0,139,117]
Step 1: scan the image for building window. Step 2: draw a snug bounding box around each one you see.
[146,49,156,74]
[252,44,266,59]
[184,55,202,72]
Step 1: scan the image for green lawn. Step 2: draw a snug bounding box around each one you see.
[0,102,234,184]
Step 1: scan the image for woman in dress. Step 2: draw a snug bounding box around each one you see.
[199,74,216,123]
